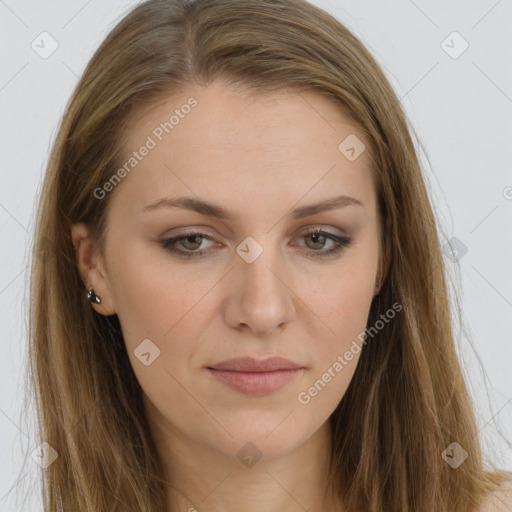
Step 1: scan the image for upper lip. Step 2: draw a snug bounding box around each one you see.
[207,356,304,372]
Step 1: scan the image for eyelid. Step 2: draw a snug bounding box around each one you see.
[160,224,348,240]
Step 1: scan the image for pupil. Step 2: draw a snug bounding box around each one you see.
[310,233,325,248]
[185,235,200,248]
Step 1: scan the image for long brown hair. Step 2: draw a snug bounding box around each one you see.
[24,0,510,510]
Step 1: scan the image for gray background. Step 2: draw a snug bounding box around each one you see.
[1,0,511,509]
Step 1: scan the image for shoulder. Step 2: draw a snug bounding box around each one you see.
[477,478,512,512]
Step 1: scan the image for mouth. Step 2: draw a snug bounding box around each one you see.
[206,356,305,395]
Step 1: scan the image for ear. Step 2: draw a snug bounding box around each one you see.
[71,222,117,316]
[374,217,391,297]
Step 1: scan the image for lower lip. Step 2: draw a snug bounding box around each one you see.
[207,368,303,395]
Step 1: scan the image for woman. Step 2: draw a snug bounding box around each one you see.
[27,0,511,510]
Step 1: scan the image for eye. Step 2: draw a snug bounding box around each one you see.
[295,228,353,258]
[159,228,352,259]
[159,231,214,258]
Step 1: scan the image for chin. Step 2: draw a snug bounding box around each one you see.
[207,410,321,463]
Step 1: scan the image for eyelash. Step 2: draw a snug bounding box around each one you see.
[159,228,352,259]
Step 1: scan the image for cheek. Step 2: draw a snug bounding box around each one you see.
[323,279,374,354]
[301,251,377,402]
[109,252,210,412]
[107,242,222,400]
[313,255,376,340]
[107,238,202,342]
[296,288,370,415]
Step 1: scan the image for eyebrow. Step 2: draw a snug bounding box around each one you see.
[142,194,364,220]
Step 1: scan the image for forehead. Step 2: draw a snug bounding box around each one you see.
[112,80,377,219]
[125,80,368,150]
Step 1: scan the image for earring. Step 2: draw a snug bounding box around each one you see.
[87,286,101,305]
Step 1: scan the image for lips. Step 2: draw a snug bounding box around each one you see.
[208,356,303,372]
[206,356,305,395]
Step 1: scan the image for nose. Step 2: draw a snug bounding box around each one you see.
[222,243,297,336]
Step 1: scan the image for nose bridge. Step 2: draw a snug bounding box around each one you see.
[238,234,285,300]
[227,233,296,333]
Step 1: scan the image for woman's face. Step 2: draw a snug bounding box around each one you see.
[86,80,385,462]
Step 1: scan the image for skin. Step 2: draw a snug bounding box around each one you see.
[72,79,390,512]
